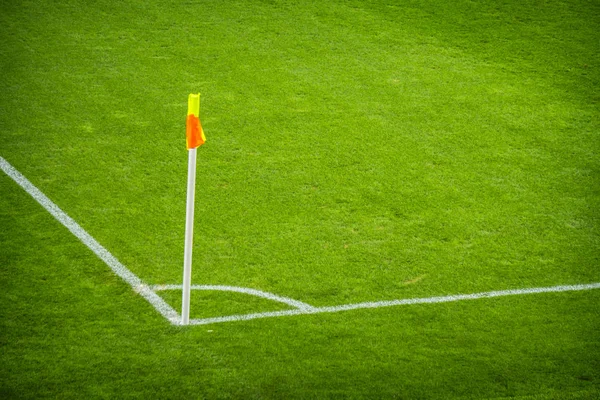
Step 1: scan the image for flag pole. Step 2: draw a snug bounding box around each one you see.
[181,146,197,325]
[181,93,205,325]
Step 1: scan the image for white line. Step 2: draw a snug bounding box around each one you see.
[189,309,307,326]
[0,156,181,325]
[188,282,600,326]
[151,284,317,311]
[4,156,600,328]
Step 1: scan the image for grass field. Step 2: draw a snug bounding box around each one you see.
[1,0,599,398]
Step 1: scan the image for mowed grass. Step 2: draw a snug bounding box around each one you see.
[1,0,599,398]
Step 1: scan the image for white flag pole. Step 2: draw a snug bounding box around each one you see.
[181,146,197,325]
[181,93,204,325]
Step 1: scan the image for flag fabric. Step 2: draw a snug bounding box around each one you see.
[186,93,206,149]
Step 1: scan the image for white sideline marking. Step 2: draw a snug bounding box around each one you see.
[188,282,600,326]
[3,156,600,327]
[152,284,317,311]
[0,156,180,324]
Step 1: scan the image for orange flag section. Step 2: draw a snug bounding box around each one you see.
[186,93,206,150]
[186,114,205,149]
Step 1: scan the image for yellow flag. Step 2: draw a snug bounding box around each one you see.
[186,93,206,149]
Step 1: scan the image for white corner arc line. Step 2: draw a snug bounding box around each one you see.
[151,284,316,311]
[0,156,181,325]
[188,282,600,326]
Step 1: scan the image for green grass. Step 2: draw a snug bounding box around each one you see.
[1,0,599,398]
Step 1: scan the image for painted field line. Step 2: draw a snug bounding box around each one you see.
[0,156,180,325]
[188,282,600,326]
[4,156,600,328]
[152,284,316,311]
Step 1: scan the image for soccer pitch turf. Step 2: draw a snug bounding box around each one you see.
[1,0,599,398]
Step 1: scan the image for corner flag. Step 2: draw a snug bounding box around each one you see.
[186,93,206,149]
[182,93,205,325]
